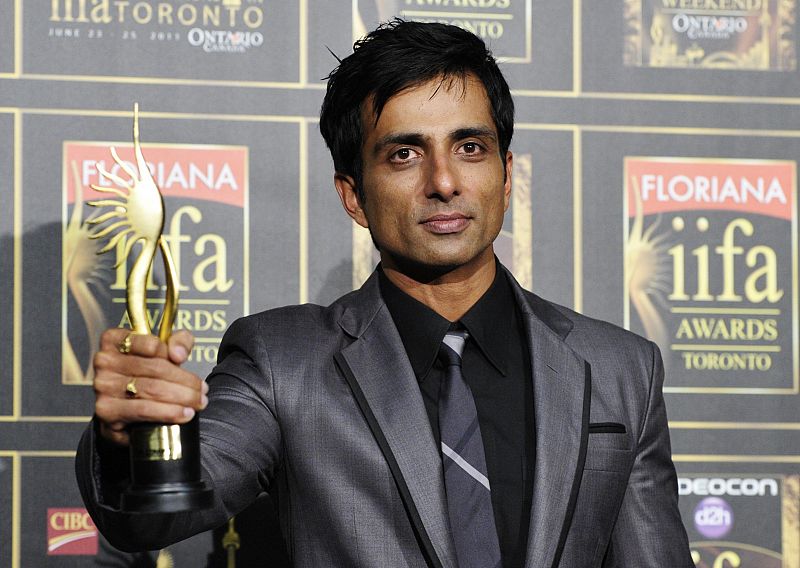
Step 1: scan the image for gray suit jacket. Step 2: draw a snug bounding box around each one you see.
[77,267,692,567]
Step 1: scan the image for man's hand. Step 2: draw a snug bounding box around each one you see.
[93,328,209,446]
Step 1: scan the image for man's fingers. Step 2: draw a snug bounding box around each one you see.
[94,372,207,410]
[128,377,207,410]
[100,329,167,359]
[99,328,197,363]
[127,398,197,424]
[94,351,202,392]
[168,330,195,364]
[96,394,197,426]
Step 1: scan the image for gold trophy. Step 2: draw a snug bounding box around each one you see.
[88,104,213,512]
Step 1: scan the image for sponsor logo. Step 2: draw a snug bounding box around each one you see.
[49,0,265,30]
[187,28,264,53]
[679,476,779,496]
[47,508,97,555]
[683,475,799,566]
[63,141,249,384]
[30,0,299,85]
[624,157,798,393]
[671,12,749,41]
[47,0,266,45]
[624,0,797,70]
[355,0,531,63]
[694,497,734,539]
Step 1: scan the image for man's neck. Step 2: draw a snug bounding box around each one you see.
[381,249,497,322]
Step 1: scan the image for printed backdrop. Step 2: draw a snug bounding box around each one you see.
[0,1,798,566]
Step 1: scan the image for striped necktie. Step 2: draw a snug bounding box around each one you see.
[438,330,502,568]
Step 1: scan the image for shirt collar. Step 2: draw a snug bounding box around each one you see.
[379,260,513,380]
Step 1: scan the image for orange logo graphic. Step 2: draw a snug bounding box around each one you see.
[47,508,97,555]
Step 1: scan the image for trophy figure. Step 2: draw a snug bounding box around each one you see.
[88,104,213,512]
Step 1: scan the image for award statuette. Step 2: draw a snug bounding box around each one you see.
[88,104,213,513]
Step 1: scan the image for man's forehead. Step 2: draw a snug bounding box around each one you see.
[363,74,491,125]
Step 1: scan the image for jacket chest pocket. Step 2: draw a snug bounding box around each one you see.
[584,425,633,473]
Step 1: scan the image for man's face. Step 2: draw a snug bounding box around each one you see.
[335,75,512,277]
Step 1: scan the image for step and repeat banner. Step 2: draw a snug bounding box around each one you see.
[0,1,798,566]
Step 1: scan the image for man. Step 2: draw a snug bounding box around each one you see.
[77,20,692,567]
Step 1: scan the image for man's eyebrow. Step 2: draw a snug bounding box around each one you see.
[451,126,497,141]
[372,132,427,155]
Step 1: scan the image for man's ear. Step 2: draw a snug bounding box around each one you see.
[334,173,369,228]
[503,151,513,211]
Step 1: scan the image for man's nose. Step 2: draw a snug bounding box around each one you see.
[424,154,460,201]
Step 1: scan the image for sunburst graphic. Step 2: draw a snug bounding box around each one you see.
[63,160,112,385]
[155,549,174,568]
[783,476,800,565]
[626,175,673,357]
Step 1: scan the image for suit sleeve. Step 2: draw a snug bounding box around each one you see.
[75,316,283,552]
[603,342,693,567]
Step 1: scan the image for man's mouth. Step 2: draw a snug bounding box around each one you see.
[420,213,471,234]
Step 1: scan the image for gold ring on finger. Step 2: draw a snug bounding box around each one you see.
[125,378,138,398]
[118,332,133,355]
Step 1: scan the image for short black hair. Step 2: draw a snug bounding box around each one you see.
[319,19,514,203]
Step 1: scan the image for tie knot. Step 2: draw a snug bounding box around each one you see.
[439,330,468,366]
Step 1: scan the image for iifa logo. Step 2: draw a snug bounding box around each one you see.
[624,157,798,393]
[47,508,97,555]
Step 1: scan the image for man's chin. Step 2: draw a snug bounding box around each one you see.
[380,249,492,283]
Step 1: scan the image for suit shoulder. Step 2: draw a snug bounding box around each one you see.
[521,290,657,367]
[218,286,374,362]
[548,295,651,348]
[226,300,346,342]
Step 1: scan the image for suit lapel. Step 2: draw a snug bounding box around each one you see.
[506,277,591,568]
[335,275,456,568]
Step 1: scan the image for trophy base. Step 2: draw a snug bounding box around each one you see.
[121,481,213,513]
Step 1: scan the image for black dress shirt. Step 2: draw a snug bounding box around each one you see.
[379,264,534,568]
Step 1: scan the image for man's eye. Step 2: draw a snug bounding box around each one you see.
[461,142,483,154]
[391,148,417,162]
